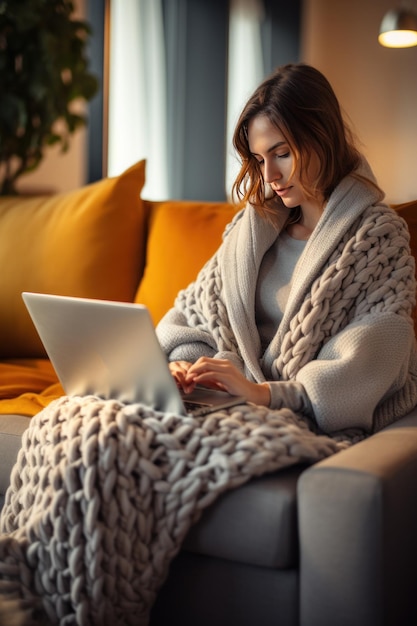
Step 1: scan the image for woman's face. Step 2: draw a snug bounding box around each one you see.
[247,114,321,213]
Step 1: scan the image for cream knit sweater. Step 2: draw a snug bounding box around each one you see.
[157,163,417,434]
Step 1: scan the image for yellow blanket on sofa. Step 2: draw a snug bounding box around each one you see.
[0,360,63,416]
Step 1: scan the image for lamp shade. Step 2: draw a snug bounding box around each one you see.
[378,8,417,47]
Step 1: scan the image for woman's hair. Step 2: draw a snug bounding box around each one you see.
[232,63,362,218]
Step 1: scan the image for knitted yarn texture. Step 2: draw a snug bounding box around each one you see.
[0,395,364,625]
[158,201,417,431]
[175,204,415,379]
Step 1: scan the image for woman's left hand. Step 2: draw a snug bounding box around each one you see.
[185,357,271,406]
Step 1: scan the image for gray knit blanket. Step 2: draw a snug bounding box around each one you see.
[157,189,417,432]
[0,394,364,625]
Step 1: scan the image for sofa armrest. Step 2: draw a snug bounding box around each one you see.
[298,408,417,626]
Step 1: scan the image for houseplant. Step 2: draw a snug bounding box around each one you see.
[0,0,98,195]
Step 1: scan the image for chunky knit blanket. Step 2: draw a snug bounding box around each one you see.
[0,394,364,625]
[157,170,417,433]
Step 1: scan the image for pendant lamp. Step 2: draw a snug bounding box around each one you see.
[378,7,417,47]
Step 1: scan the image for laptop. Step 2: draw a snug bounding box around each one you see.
[22,292,245,417]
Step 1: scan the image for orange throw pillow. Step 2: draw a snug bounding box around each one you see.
[135,200,238,324]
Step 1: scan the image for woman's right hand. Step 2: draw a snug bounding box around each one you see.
[168,361,194,393]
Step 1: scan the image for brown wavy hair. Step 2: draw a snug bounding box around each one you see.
[232,63,362,220]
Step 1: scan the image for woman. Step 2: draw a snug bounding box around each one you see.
[156,63,417,434]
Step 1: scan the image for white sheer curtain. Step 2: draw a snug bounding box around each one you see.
[226,0,265,199]
[107,0,168,199]
[107,0,265,201]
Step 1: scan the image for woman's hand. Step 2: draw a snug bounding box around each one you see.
[182,357,271,406]
[168,361,196,393]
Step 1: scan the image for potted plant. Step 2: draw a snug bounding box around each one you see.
[0,0,98,195]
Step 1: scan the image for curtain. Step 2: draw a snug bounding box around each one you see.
[107,0,168,200]
[162,0,228,201]
[101,0,301,201]
[226,0,265,199]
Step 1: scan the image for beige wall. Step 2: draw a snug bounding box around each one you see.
[301,0,417,204]
[21,0,417,204]
[16,124,87,196]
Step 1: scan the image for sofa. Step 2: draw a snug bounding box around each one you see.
[0,159,416,626]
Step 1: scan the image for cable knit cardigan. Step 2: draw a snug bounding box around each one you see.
[157,164,417,434]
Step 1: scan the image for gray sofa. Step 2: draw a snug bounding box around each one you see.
[151,408,417,626]
[1,408,417,625]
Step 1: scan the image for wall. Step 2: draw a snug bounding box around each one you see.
[16,115,87,196]
[301,0,417,204]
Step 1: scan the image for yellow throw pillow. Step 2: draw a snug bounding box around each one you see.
[135,200,238,324]
[0,160,147,358]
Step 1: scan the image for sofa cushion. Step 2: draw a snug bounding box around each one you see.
[183,465,302,569]
[0,160,147,359]
[0,413,32,509]
[135,200,238,324]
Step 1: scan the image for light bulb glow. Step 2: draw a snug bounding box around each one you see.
[378,29,417,48]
